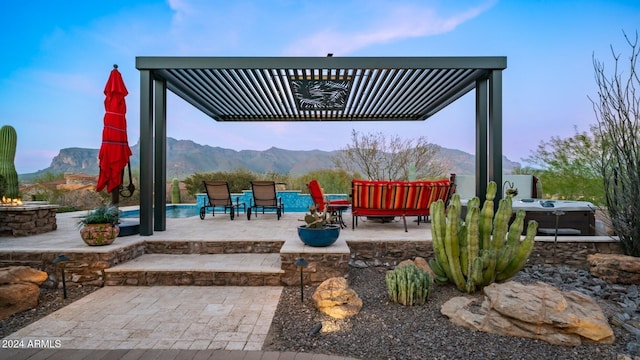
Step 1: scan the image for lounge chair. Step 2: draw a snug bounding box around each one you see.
[307,179,351,228]
[247,181,284,220]
[199,180,246,220]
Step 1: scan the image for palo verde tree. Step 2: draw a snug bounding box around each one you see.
[331,129,448,180]
[590,31,640,256]
[522,126,605,204]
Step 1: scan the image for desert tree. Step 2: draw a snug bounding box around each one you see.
[331,129,448,180]
[522,126,605,204]
[590,31,640,256]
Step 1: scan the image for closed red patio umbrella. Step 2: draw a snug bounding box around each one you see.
[96,65,132,199]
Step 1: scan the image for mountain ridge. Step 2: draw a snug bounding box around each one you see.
[19,138,521,180]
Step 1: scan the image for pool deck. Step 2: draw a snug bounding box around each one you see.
[0,207,434,252]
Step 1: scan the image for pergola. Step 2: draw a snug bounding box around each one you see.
[136,56,507,236]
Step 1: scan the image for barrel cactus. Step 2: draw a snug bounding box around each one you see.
[385,263,433,306]
[429,181,538,293]
[0,125,18,198]
[171,178,181,204]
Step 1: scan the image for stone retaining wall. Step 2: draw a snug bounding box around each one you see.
[145,240,283,254]
[348,239,624,271]
[0,243,145,287]
[0,238,624,287]
[280,252,350,286]
[528,240,623,270]
[104,271,282,286]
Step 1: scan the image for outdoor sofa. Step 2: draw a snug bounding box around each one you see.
[351,176,455,232]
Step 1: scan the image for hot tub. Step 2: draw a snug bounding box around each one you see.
[513,199,596,235]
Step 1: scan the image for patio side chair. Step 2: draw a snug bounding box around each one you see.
[247,180,284,220]
[200,180,246,220]
[307,179,351,228]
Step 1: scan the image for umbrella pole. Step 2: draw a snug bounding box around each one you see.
[111,190,120,206]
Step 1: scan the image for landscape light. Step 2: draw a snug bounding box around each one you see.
[294,257,308,303]
[53,254,70,299]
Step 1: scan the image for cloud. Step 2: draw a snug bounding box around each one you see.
[283,1,496,56]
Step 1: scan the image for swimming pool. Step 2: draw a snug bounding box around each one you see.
[119,204,314,219]
[119,205,200,219]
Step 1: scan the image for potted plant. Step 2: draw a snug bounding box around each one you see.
[297,205,340,247]
[78,204,120,246]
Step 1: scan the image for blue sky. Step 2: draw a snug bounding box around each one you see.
[1,0,639,174]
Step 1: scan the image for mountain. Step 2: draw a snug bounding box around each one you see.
[19,138,521,181]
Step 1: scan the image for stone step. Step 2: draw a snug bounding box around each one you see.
[144,240,283,254]
[103,253,283,286]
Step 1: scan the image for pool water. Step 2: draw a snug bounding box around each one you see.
[119,204,313,219]
[120,205,200,219]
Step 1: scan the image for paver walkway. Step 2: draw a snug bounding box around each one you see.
[7,286,281,351]
[2,286,359,359]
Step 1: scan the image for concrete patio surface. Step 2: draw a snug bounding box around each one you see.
[0,207,433,252]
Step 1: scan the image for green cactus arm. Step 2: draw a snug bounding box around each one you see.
[449,194,463,234]
[480,250,497,285]
[496,220,538,281]
[485,181,497,201]
[408,279,415,306]
[427,259,447,285]
[459,222,469,277]
[399,271,407,305]
[467,196,480,211]
[491,198,512,250]
[385,271,397,303]
[171,178,181,204]
[430,201,452,280]
[470,256,484,286]
[506,210,526,247]
[479,191,495,251]
[444,203,467,291]
[480,182,497,248]
[465,206,480,279]
[0,125,19,198]
[494,244,514,273]
[428,258,446,278]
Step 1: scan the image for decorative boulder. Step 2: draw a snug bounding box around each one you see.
[397,257,436,279]
[441,281,615,346]
[0,266,48,320]
[587,253,640,285]
[312,277,362,319]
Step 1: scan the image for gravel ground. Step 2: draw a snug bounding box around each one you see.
[1,267,636,359]
[263,266,637,360]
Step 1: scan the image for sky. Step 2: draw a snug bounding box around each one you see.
[1,0,639,174]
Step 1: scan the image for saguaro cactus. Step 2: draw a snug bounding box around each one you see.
[171,178,181,204]
[0,125,18,198]
[429,181,538,293]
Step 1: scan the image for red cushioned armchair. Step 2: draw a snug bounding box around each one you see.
[307,180,351,228]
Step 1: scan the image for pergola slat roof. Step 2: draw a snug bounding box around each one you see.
[137,56,505,122]
[135,56,507,236]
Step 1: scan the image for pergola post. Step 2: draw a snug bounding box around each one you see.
[488,70,503,200]
[154,80,167,231]
[139,70,154,236]
[474,71,503,203]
